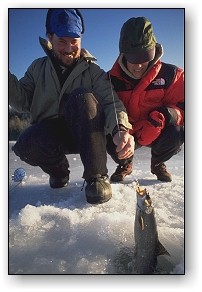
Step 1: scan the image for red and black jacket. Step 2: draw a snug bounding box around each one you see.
[110,57,184,136]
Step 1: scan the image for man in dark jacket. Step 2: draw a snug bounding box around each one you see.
[9,9,134,204]
[107,17,184,182]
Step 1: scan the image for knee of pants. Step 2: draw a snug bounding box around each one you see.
[13,127,42,164]
[83,93,103,119]
[168,125,184,145]
[153,125,184,152]
[13,138,34,163]
[63,88,105,127]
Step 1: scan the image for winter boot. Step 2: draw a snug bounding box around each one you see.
[110,162,133,182]
[85,175,112,204]
[151,162,172,182]
[49,175,69,188]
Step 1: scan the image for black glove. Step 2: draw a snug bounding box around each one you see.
[155,106,179,126]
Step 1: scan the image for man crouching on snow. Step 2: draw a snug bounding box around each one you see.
[9,9,134,204]
[106,17,184,183]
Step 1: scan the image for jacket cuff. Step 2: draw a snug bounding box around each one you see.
[112,124,128,137]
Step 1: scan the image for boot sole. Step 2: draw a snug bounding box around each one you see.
[86,193,112,204]
[50,181,69,189]
[151,172,172,182]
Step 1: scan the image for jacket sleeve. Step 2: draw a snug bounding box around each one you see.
[89,62,132,135]
[163,67,184,125]
[9,61,36,113]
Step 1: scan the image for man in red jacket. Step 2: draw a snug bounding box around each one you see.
[107,17,184,182]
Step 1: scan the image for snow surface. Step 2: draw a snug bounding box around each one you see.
[9,141,184,275]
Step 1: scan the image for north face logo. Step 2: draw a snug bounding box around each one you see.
[152,78,165,86]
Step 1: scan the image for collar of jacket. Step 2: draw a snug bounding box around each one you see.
[117,43,164,80]
[38,37,97,62]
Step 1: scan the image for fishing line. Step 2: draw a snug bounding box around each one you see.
[108,72,121,138]
[9,181,23,192]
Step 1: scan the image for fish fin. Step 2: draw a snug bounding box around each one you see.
[157,240,170,256]
[138,215,144,230]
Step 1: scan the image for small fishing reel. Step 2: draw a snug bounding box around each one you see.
[12,168,26,182]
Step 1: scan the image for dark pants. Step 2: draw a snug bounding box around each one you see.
[106,125,184,166]
[13,89,108,180]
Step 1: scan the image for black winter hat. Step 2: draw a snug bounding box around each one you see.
[119,17,157,64]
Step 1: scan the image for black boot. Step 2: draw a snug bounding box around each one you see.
[49,175,69,188]
[48,161,70,189]
[85,175,112,204]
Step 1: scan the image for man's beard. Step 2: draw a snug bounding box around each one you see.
[53,51,80,67]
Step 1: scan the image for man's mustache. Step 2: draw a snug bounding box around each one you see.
[63,51,77,56]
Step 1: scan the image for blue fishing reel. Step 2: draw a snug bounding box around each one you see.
[12,168,26,182]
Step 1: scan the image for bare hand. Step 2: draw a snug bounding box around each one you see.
[113,131,135,160]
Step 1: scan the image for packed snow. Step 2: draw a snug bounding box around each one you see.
[9,141,184,275]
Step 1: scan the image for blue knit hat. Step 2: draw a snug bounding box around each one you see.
[46,9,84,38]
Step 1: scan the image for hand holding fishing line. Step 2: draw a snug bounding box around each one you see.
[113,131,135,159]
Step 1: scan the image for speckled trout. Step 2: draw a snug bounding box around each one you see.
[133,182,169,274]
